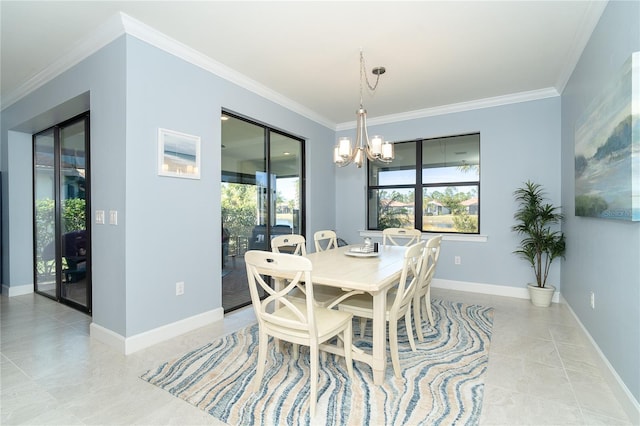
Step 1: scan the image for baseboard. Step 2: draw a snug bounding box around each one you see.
[2,283,34,297]
[90,322,126,353]
[431,278,561,303]
[432,279,637,421]
[562,296,640,424]
[90,307,224,355]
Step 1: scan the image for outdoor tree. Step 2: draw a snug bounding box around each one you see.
[426,186,478,233]
[431,187,467,215]
[452,211,478,233]
[221,183,258,252]
[35,198,87,256]
[378,190,413,229]
[34,198,86,275]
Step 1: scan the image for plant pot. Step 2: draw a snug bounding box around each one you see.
[527,283,555,307]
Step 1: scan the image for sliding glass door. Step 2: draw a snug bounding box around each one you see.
[33,113,91,313]
[221,112,304,312]
[34,129,57,299]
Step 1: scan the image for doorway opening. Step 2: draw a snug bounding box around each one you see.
[221,111,305,312]
[33,112,91,314]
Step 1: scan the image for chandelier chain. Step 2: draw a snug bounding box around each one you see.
[334,49,393,168]
[359,50,382,107]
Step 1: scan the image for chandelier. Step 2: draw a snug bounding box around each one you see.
[334,50,394,168]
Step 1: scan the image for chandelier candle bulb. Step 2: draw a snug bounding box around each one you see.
[382,142,394,160]
[333,49,394,168]
[354,148,364,168]
[371,136,383,155]
[333,146,341,163]
[338,137,351,157]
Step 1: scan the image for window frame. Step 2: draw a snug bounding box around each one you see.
[367,133,480,234]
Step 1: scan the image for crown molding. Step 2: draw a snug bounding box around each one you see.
[1,12,335,129]
[555,0,608,94]
[335,87,560,131]
[119,14,335,129]
[2,11,583,130]
[0,13,125,110]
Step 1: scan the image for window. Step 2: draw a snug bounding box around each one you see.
[368,133,480,234]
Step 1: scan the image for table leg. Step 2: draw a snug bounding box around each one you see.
[273,277,285,349]
[371,290,387,385]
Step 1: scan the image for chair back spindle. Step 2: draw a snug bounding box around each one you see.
[314,230,338,252]
[382,228,422,246]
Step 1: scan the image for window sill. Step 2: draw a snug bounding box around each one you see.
[359,230,488,243]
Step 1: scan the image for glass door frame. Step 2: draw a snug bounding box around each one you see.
[32,112,92,314]
[221,110,306,313]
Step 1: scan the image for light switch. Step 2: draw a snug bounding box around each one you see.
[95,210,105,224]
[109,210,118,225]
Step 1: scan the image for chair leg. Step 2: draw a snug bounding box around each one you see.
[254,329,268,391]
[310,342,318,417]
[413,296,425,342]
[405,310,417,352]
[330,334,342,364]
[389,319,402,378]
[425,289,435,326]
[344,323,354,379]
[359,318,367,338]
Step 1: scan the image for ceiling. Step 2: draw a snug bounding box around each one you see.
[0,1,607,128]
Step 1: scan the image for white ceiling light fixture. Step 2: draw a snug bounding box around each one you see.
[334,50,394,168]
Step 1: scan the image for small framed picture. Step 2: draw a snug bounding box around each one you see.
[158,128,201,179]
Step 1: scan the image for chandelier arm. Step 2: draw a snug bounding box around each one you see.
[334,49,392,168]
[335,158,352,167]
[335,150,355,167]
[359,107,372,153]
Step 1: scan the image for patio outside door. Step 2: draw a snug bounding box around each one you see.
[221,112,304,312]
[33,113,91,313]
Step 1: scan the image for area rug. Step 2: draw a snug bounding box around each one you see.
[141,299,493,425]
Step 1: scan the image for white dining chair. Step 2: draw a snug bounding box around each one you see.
[244,250,354,417]
[314,230,338,252]
[271,234,307,255]
[352,227,421,340]
[338,241,425,378]
[413,235,442,341]
[382,227,422,246]
[271,234,354,310]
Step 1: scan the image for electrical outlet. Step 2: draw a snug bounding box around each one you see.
[590,291,595,309]
[176,281,185,296]
[454,256,461,265]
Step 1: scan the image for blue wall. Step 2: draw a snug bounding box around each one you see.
[561,0,640,403]
[335,97,562,289]
[1,4,638,407]
[0,34,336,337]
[1,37,128,334]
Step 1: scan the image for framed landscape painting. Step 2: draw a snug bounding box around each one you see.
[158,128,201,179]
[574,52,639,221]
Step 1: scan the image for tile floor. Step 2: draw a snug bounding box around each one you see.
[1,288,634,425]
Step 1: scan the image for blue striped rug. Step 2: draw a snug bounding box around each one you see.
[141,299,493,425]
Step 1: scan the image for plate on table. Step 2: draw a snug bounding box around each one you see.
[345,250,379,258]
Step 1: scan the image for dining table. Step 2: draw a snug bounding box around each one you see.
[293,243,408,385]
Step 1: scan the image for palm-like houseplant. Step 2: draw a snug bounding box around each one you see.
[512,181,566,306]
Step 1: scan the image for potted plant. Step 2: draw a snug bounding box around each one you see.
[512,181,566,307]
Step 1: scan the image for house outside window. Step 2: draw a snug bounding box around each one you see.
[367,133,480,234]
